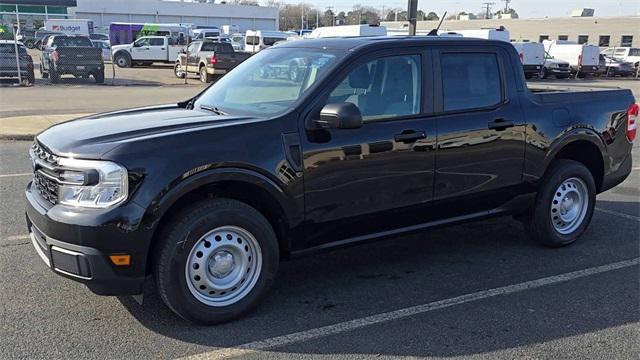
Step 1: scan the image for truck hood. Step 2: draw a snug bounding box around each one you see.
[110,44,130,52]
[36,105,255,158]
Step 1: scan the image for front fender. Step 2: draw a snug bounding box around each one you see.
[136,167,300,234]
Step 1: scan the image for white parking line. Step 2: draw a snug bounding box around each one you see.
[5,234,30,241]
[595,207,640,222]
[0,173,31,178]
[184,257,640,360]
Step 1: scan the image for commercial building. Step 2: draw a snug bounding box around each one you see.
[0,0,278,34]
[383,16,639,47]
[71,0,278,32]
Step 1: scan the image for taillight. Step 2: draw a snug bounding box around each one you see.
[52,50,59,62]
[627,103,638,142]
[210,55,217,65]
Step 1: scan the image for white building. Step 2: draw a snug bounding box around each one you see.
[70,0,278,31]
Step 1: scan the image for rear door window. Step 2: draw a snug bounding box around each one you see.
[149,38,164,46]
[440,52,503,112]
[201,42,233,53]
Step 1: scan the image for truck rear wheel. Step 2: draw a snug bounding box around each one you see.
[524,159,596,247]
[94,70,105,84]
[200,66,211,83]
[114,52,131,68]
[155,198,279,324]
[50,65,60,83]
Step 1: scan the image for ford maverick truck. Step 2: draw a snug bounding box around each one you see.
[25,37,636,324]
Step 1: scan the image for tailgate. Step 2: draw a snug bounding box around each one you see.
[214,53,249,70]
[56,47,102,65]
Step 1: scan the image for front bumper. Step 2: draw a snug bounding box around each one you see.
[25,180,149,295]
[523,64,542,74]
[549,67,571,75]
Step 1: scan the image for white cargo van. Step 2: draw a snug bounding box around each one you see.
[307,24,387,38]
[45,19,94,36]
[245,30,292,53]
[449,28,510,42]
[543,40,600,76]
[512,42,545,78]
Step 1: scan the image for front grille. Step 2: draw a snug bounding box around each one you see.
[558,64,569,68]
[34,171,58,205]
[30,142,59,205]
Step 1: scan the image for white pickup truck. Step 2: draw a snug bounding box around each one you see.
[111,36,184,68]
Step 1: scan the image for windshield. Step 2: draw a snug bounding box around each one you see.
[629,48,640,56]
[245,36,259,45]
[53,36,92,47]
[194,47,343,117]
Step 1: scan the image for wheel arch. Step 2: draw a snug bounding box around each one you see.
[543,129,606,192]
[144,168,297,275]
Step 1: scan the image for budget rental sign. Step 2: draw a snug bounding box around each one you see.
[45,20,92,36]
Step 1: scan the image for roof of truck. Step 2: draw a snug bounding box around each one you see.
[273,36,511,51]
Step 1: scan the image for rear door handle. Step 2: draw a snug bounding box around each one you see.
[394,130,426,143]
[488,118,514,131]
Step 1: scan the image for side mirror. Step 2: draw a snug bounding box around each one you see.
[133,42,140,47]
[315,102,363,129]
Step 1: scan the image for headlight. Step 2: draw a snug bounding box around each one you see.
[57,158,128,208]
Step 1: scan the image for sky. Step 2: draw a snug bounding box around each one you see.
[262,0,640,18]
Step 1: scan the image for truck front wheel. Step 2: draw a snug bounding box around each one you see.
[155,198,279,324]
[174,62,185,78]
[114,53,131,68]
[524,159,596,247]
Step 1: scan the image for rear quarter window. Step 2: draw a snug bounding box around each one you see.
[201,42,232,52]
[440,52,503,112]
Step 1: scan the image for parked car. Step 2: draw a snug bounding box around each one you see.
[25,37,636,324]
[91,39,111,62]
[543,40,600,77]
[16,28,37,49]
[540,53,572,79]
[0,40,35,85]
[229,33,244,51]
[174,40,250,82]
[111,36,184,68]
[598,55,635,77]
[601,47,640,68]
[40,35,104,83]
[34,30,63,50]
[89,33,109,41]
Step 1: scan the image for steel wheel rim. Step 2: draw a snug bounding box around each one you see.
[185,226,262,307]
[117,56,127,67]
[200,68,206,82]
[550,177,589,235]
[175,64,184,77]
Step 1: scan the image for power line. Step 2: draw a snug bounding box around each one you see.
[482,2,495,19]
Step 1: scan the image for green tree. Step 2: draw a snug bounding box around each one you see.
[425,11,439,20]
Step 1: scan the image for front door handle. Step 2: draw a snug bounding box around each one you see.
[394,129,426,143]
[488,118,514,131]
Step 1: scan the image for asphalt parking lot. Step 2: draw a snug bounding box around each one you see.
[0,73,639,359]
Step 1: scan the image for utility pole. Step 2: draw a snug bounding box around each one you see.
[407,0,418,36]
[482,2,495,19]
[501,0,511,12]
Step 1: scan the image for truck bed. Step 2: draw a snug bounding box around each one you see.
[527,84,633,103]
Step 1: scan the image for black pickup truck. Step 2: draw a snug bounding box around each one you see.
[25,37,636,324]
[174,40,251,83]
[40,35,104,83]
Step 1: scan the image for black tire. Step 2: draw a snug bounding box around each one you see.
[40,63,48,79]
[114,52,131,68]
[94,70,105,84]
[174,62,186,78]
[199,65,211,83]
[539,67,548,79]
[556,74,570,79]
[49,64,59,83]
[524,159,596,247]
[155,198,279,324]
[524,73,533,80]
[25,70,35,86]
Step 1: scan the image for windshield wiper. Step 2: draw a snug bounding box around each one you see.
[199,105,228,116]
